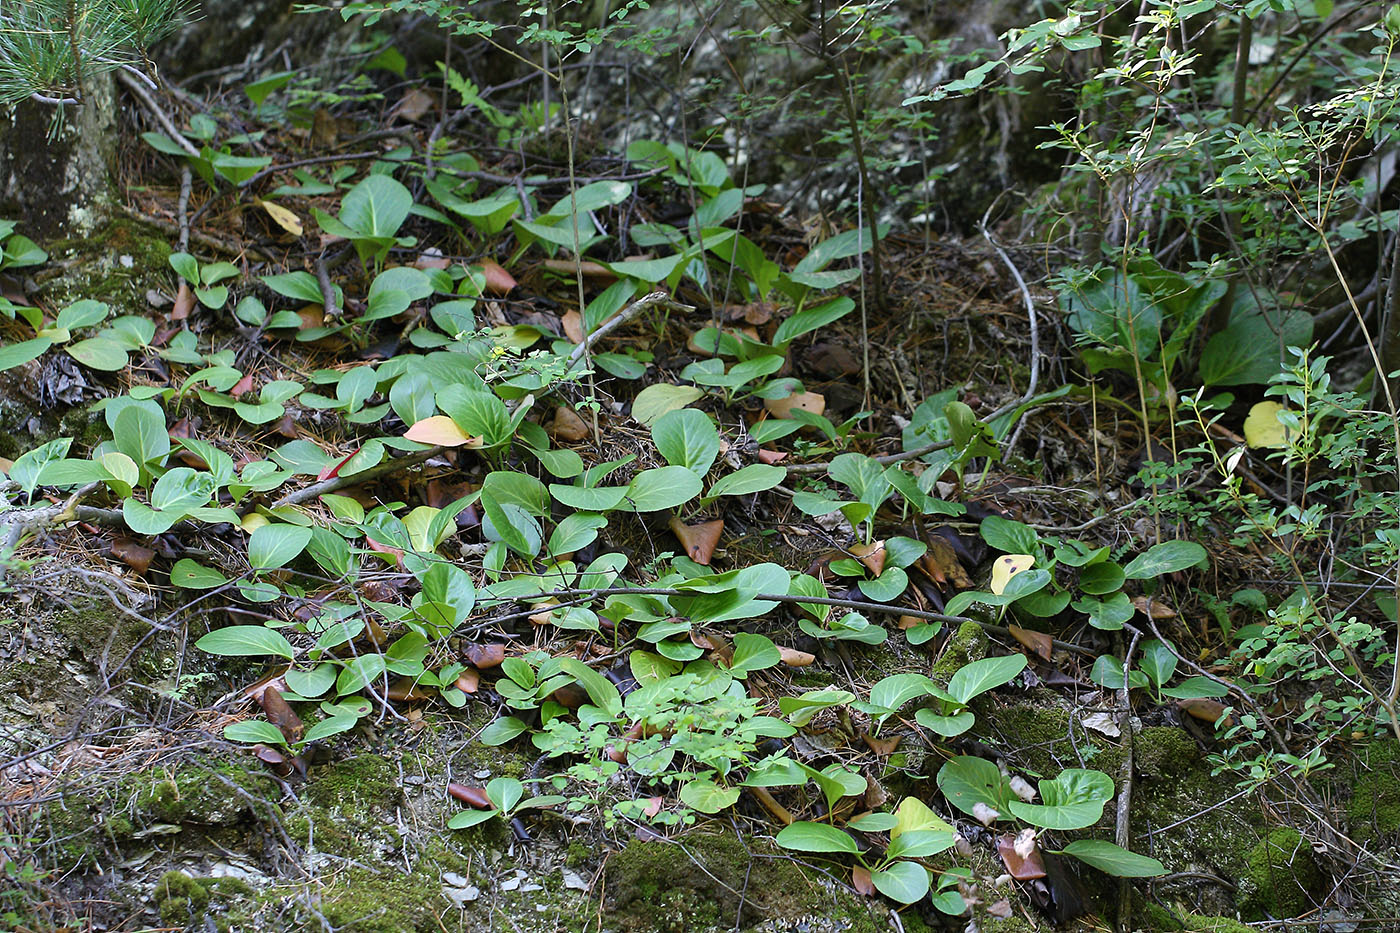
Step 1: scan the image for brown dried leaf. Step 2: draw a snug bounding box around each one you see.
[550,405,589,442]
[1132,595,1177,619]
[403,415,473,447]
[390,86,435,122]
[447,782,492,809]
[542,258,615,281]
[386,677,435,702]
[465,643,506,669]
[668,516,723,565]
[778,646,815,667]
[109,537,155,574]
[921,536,972,589]
[171,281,195,321]
[478,259,517,295]
[996,834,1047,880]
[852,865,876,897]
[861,733,901,756]
[987,899,1014,919]
[1177,698,1229,724]
[257,686,305,744]
[455,669,480,694]
[764,390,825,420]
[1008,624,1052,661]
[849,539,886,577]
[561,309,585,344]
[756,448,788,464]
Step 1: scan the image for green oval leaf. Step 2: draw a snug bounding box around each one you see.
[196,625,294,659]
[775,821,858,854]
[1060,839,1166,877]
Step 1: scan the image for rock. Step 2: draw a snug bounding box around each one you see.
[1236,827,1324,920]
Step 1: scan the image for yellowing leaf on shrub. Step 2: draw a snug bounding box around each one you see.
[990,554,1034,595]
[256,198,304,237]
[241,512,270,534]
[403,415,473,447]
[1244,400,1288,449]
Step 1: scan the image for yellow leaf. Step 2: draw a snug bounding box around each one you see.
[403,415,473,447]
[892,796,954,841]
[241,512,269,534]
[1243,400,1288,449]
[256,198,304,237]
[990,554,1035,596]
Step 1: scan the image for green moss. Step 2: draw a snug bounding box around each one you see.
[304,753,398,809]
[1346,739,1400,844]
[154,870,211,927]
[605,830,825,932]
[136,762,264,825]
[1182,915,1257,933]
[931,621,988,686]
[1236,827,1323,920]
[983,697,1073,776]
[314,865,458,933]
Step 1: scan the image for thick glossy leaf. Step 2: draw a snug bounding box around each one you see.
[870,861,930,904]
[1008,769,1114,830]
[775,821,858,854]
[631,383,704,426]
[196,625,294,659]
[946,654,1028,704]
[223,720,287,745]
[728,633,781,677]
[1060,840,1166,877]
[1122,541,1207,579]
[170,559,229,589]
[619,466,703,512]
[248,523,313,570]
[867,673,935,717]
[652,408,719,474]
[706,463,786,498]
[937,756,1012,819]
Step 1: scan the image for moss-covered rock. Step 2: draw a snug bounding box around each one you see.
[931,620,988,687]
[605,829,830,932]
[1236,827,1323,920]
[1346,739,1400,845]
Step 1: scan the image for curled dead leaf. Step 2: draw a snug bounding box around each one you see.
[756,448,788,464]
[921,535,973,588]
[1008,624,1052,661]
[1131,595,1177,619]
[386,677,435,702]
[861,733,901,756]
[447,783,492,809]
[1177,697,1230,725]
[849,539,885,577]
[403,415,473,447]
[852,864,876,897]
[455,669,480,694]
[996,832,1047,880]
[465,643,506,669]
[171,281,195,321]
[561,309,585,344]
[764,390,825,420]
[257,686,304,744]
[109,538,155,574]
[478,259,517,295]
[550,405,590,442]
[777,646,815,667]
[668,516,723,565]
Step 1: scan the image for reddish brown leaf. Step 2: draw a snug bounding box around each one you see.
[253,744,292,776]
[363,535,404,565]
[1008,624,1052,661]
[643,796,663,818]
[273,412,299,438]
[861,733,901,756]
[478,259,517,295]
[465,643,506,669]
[455,669,480,694]
[109,538,155,573]
[606,743,628,763]
[362,617,388,646]
[852,865,876,897]
[414,252,451,271]
[447,783,492,809]
[920,536,972,588]
[390,86,435,123]
[1177,698,1229,724]
[849,539,886,577]
[550,683,587,710]
[561,309,585,344]
[386,677,435,702]
[257,686,305,743]
[550,405,590,442]
[669,516,723,565]
[764,390,825,420]
[897,615,922,630]
[778,646,815,667]
[1132,595,1177,619]
[996,833,1047,880]
[171,281,195,321]
[230,371,256,398]
[542,258,615,281]
[756,448,788,464]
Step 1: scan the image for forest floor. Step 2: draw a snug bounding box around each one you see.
[2,45,1398,933]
